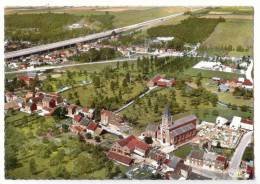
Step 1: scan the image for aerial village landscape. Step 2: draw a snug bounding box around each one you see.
[4,6,254,180]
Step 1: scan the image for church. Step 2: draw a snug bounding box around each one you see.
[143,106,198,146]
[157,107,197,146]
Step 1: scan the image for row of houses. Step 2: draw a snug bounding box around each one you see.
[213,77,253,92]
[185,150,228,171]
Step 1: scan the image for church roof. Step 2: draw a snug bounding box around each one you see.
[170,114,197,130]
[172,123,195,137]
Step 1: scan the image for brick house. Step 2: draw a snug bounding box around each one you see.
[100,109,125,131]
[23,101,37,113]
[148,75,175,87]
[42,96,56,109]
[185,150,228,171]
[108,135,150,166]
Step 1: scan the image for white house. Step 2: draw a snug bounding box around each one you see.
[240,119,253,131]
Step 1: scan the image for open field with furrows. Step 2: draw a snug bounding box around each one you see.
[201,19,253,56]
[201,14,253,20]
[5,110,127,179]
[5,6,191,27]
[208,7,253,15]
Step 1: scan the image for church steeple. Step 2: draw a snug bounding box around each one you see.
[162,105,172,128]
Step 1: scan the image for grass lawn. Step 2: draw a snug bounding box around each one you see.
[172,143,193,159]
[184,68,242,80]
[201,78,253,107]
[201,19,253,56]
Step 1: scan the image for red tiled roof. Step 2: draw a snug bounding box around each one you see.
[101,109,112,117]
[87,122,98,131]
[118,135,150,152]
[216,156,226,162]
[151,75,162,83]
[107,151,133,166]
[18,76,34,81]
[74,115,83,123]
[243,79,253,86]
[241,119,253,125]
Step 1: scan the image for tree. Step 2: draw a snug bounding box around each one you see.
[86,133,92,139]
[29,158,37,175]
[144,136,153,144]
[154,103,159,113]
[95,136,101,142]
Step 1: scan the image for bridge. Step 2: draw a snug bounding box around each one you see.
[5,8,203,60]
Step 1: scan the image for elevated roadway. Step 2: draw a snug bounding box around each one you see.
[5,8,203,60]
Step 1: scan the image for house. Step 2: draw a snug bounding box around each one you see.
[42,96,56,109]
[186,150,204,167]
[69,124,87,135]
[67,104,78,117]
[215,155,228,170]
[156,106,197,146]
[5,92,17,103]
[108,135,150,166]
[81,107,95,119]
[86,122,99,135]
[164,161,192,180]
[240,119,253,131]
[18,75,38,86]
[185,150,228,171]
[100,109,125,131]
[5,101,20,111]
[242,79,253,90]
[22,102,37,113]
[218,84,230,92]
[73,114,83,123]
[148,75,175,87]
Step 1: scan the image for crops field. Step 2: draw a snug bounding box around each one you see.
[201,19,253,56]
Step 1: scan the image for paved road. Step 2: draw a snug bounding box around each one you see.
[228,131,253,177]
[114,86,158,113]
[192,166,231,180]
[5,58,137,74]
[5,8,203,59]
[246,59,253,83]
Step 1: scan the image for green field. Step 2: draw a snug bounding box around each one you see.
[201,19,253,56]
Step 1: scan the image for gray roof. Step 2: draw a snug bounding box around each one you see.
[203,152,217,162]
[170,114,197,130]
[145,123,159,132]
[219,84,229,92]
[163,105,171,117]
[190,150,204,160]
[167,155,182,169]
[172,123,195,137]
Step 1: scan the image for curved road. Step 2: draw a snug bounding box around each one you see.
[228,131,253,178]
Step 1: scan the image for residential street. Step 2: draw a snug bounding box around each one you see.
[191,166,231,180]
[228,131,253,177]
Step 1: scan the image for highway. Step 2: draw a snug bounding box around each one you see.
[4,8,203,59]
[228,131,253,178]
